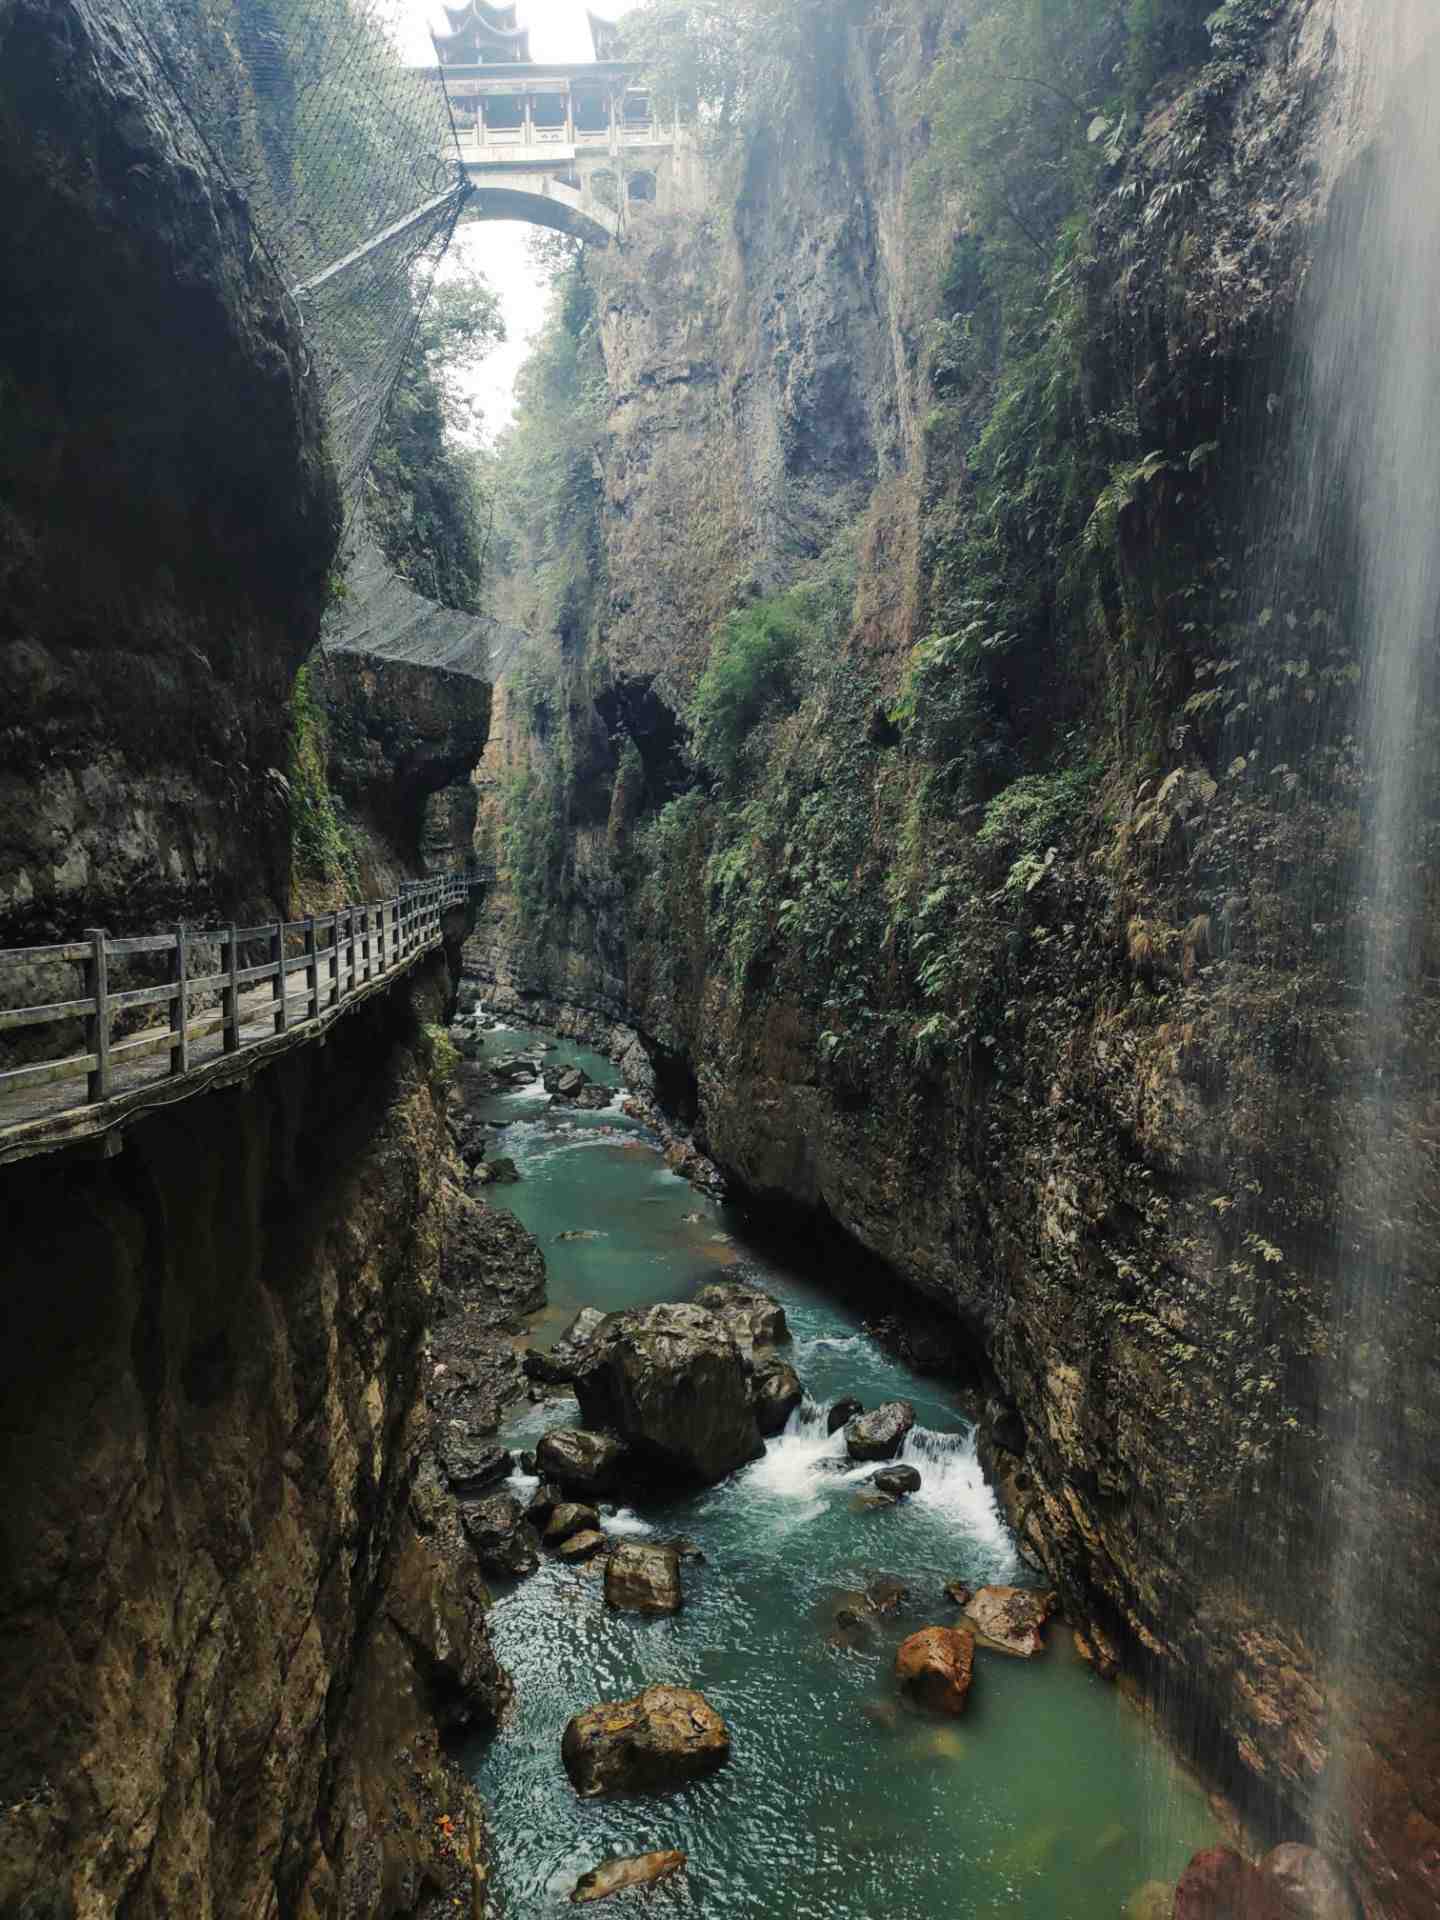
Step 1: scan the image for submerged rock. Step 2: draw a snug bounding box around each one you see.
[895,1626,975,1715]
[536,1427,631,1495]
[1260,1845,1358,1920]
[871,1464,922,1496]
[571,1849,688,1904]
[752,1358,804,1435]
[865,1578,911,1616]
[572,1302,764,1483]
[845,1400,917,1462]
[965,1586,1057,1658]
[561,1685,731,1797]
[943,1580,974,1610]
[1122,1883,1173,1920]
[605,1542,683,1614]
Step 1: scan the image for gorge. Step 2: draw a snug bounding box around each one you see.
[3,0,1440,1916]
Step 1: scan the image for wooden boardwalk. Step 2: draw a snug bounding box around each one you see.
[0,875,481,1168]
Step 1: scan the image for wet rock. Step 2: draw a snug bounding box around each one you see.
[693,1280,790,1352]
[660,1535,706,1564]
[544,1063,589,1096]
[460,1494,540,1578]
[1072,1620,1120,1680]
[1260,1845,1358,1920]
[471,1156,520,1187]
[894,1626,975,1715]
[827,1396,863,1434]
[845,1401,916,1462]
[871,1464,922,1496]
[985,1397,1027,1456]
[563,1084,614,1111]
[437,1435,512,1499]
[752,1359,804,1435]
[1175,1848,1288,1920]
[556,1529,609,1564]
[964,1586,1057,1658]
[572,1849,688,1904]
[518,1450,538,1475]
[854,1489,898,1510]
[535,1427,631,1496]
[605,1542,683,1614]
[544,1502,601,1545]
[524,1305,609,1386]
[943,1581,973,1609]
[562,1685,730,1797]
[572,1302,764,1483]
[525,1480,566,1524]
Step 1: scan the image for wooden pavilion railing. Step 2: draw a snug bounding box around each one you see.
[0,874,473,1125]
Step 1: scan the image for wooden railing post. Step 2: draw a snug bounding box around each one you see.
[360,905,371,984]
[84,928,111,1102]
[376,900,386,975]
[329,915,342,1010]
[170,925,190,1075]
[304,916,317,1020]
[271,922,288,1034]
[223,926,240,1053]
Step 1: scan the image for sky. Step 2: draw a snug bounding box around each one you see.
[401,0,638,439]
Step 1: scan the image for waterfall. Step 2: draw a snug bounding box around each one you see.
[1297,0,1440,1848]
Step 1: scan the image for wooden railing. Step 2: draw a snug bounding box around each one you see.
[0,874,473,1118]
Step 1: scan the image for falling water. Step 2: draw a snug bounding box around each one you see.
[1297,0,1440,1854]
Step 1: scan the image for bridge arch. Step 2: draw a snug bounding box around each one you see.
[460,170,619,246]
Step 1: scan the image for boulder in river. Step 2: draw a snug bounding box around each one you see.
[1174,1849,1289,1920]
[525,1480,566,1524]
[693,1280,790,1352]
[827,1396,863,1434]
[895,1625,975,1715]
[964,1585,1057,1657]
[845,1400,917,1462]
[544,1502,600,1545]
[536,1427,632,1495]
[1259,1845,1358,1920]
[472,1156,520,1186]
[605,1542,683,1614]
[556,1528,609,1564]
[752,1358,804,1435]
[871,1464,922,1496]
[943,1580,973,1610]
[571,1850,688,1905]
[524,1306,607,1386]
[561,1685,731,1797]
[572,1302,764,1483]
[461,1493,540,1578]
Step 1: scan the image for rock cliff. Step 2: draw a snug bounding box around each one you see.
[0,0,339,943]
[0,948,520,1917]
[477,3,1440,1911]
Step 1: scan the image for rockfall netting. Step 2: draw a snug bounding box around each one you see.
[324,543,524,680]
[116,0,467,511]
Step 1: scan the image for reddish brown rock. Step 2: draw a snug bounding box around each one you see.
[1174,1848,1288,1920]
[561,1685,730,1797]
[894,1626,975,1715]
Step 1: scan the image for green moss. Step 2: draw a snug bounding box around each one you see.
[288,664,360,897]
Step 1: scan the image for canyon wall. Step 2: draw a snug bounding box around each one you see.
[478,3,1440,1910]
[0,942,519,1918]
[0,0,338,944]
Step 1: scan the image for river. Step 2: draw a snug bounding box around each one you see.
[464,1025,1220,1917]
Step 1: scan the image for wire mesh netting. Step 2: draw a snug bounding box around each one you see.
[114,0,467,511]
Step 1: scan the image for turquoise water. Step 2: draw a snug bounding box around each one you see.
[466,1028,1217,1917]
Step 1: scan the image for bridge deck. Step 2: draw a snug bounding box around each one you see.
[0,876,478,1168]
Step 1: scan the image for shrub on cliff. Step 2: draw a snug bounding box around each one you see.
[689,597,806,785]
